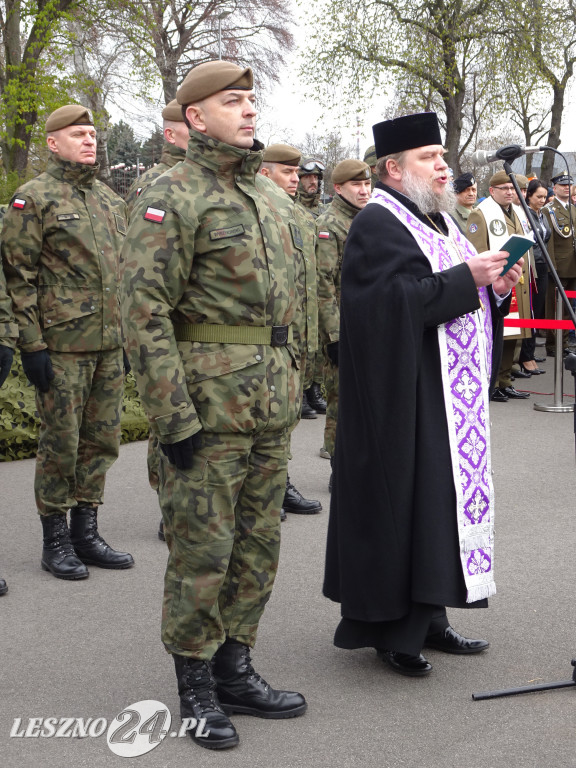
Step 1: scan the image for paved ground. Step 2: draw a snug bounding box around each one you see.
[2,357,576,768]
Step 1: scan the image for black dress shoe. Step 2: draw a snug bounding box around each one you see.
[520,362,545,375]
[512,367,531,378]
[280,508,287,522]
[490,388,508,403]
[213,640,307,718]
[283,477,322,515]
[425,626,489,655]
[501,385,530,399]
[377,649,432,677]
[534,356,546,363]
[0,577,7,596]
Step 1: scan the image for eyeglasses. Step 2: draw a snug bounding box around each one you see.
[300,160,325,172]
[493,185,515,192]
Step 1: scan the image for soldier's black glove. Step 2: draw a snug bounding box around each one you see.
[160,433,200,471]
[21,349,54,393]
[123,349,131,375]
[326,341,339,367]
[0,344,14,388]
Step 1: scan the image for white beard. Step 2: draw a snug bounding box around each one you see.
[401,169,457,215]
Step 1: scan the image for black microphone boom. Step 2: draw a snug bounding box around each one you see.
[471,144,543,166]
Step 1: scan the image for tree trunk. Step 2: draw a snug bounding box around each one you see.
[540,83,564,184]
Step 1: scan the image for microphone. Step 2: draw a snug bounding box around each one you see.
[471,144,543,165]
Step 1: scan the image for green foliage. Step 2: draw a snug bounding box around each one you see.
[140,127,165,167]
[108,120,141,166]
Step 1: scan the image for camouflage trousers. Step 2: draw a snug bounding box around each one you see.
[323,360,338,457]
[147,434,160,492]
[160,428,289,660]
[304,343,325,390]
[34,349,123,517]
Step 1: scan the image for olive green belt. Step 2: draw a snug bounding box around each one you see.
[173,323,293,346]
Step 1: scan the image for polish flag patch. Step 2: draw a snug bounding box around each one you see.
[12,198,26,209]
[144,206,166,223]
[318,231,330,239]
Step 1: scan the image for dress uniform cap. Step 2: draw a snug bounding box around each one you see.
[45,105,94,132]
[162,99,184,122]
[372,112,442,158]
[332,160,371,185]
[551,173,574,185]
[262,144,301,166]
[489,170,512,187]
[453,172,475,193]
[176,61,253,105]
[363,144,377,167]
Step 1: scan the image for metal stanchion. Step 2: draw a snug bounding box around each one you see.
[534,289,574,413]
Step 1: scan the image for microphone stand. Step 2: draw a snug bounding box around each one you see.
[472,153,576,701]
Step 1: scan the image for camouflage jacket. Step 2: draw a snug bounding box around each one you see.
[1,156,126,354]
[122,130,304,443]
[0,262,18,350]
[293,202,319,359]
[316,193,360,344]
[297,190,325,218]
[125,143,186,216]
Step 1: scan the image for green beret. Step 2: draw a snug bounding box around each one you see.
[262,143,301,166]
[363,144,377,167]
[332,159,371,185]
[489,170,512,187]
[45,105,94,132]
[176,61,253,106]
[162,99,184,122]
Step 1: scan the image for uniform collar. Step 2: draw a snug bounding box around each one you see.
[160,142,186,167]
[46,154,99,187]
[185,129,264,179]
[332,192,362,217]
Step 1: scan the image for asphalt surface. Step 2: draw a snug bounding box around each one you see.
[2,354,576,768]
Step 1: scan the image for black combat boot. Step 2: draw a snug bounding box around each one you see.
[41,514,89,580]
[300,391,318,419]
[305,382,327,414]
[173,654,239,750]
[283,477,322,515]
[70,506,134,569]
[213,639,307,719]
[158,519,165,541]
[0,576,7,595]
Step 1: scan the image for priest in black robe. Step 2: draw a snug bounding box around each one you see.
[323,113,523,677]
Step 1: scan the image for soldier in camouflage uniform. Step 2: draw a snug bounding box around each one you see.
[296,158,328,418]
[125,99,189,540]
[316,159,371,477]
[1,105,134,581]
[363,144,378,189]
[0,245,17,595]
[121,61,306,751]
[125,99,188,216]
[260,143,322,516]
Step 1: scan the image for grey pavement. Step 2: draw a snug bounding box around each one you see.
[2,359,576,768]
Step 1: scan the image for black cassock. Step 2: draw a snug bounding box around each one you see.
[323,184,509,655]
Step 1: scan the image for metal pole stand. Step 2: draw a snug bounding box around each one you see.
[473,659,576,700]
[534,289,574,413]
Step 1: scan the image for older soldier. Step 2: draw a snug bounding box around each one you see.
[122,62,306,751]
[316,159,371,472]
[125,99,188,215]
[260,143,322,516]
[1,105,134,580]
[0,253,17,595]
[543,173,576,356]
[452,172,477,232]
[324,112,520,677]
[466,170,532,402]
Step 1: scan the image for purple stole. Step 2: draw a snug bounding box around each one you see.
[370,188,496,602]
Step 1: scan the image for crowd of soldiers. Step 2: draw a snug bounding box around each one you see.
[0,57,572,750]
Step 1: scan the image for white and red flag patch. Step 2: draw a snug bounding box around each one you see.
[318,231,330,239]
[12,198,26,209]
[144,206,166,223]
